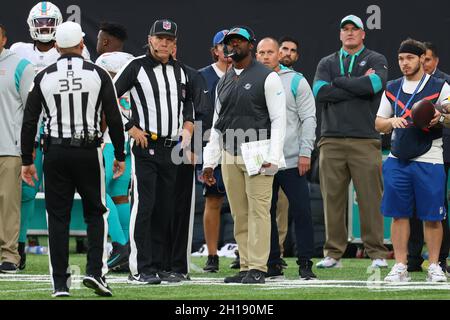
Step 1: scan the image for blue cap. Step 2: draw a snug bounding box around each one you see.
[223,27,255,45]
[213,29,229,46]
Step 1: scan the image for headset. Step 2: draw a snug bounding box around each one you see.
[223,45,234,58]
[148,40,158,54]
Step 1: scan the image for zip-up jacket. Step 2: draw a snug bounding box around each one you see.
[278,66,316,169]
[313,47,388,139]
[0,49,34,157]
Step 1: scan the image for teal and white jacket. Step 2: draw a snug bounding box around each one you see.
[278,65,316,169]
[0,49,34,156]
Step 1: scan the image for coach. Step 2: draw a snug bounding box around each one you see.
[203,26,286,284]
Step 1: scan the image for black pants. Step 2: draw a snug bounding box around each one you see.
[129,140,177,275]
[163,163,195,274]
[268,168,314,265]
[44,145,107,289]
[408,163,450,267]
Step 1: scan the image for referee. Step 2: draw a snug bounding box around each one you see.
[21,22,125,298]
[114,19,194,285]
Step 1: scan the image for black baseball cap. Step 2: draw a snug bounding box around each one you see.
[149,19,177,37]
[223,26,256,45]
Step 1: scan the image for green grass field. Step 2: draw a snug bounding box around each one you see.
[1,246,449,300]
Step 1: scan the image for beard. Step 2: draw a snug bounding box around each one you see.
[403,62,421,77]
[231,50,248,62]
[280,56,293,67]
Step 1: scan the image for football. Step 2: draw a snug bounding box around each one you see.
[411,99,436,129]
[436,98,450,114]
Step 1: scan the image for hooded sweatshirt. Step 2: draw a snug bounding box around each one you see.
[278,65,316,169]
[0,49,34,156]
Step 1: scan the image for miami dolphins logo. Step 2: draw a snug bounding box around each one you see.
[118,96,131,110]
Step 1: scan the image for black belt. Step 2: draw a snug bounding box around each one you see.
[146,135,179,148]
[48,137,101,148]
[149,138,178,148]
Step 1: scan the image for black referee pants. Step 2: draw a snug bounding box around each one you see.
[408,163,450,267]
[43,145,108,290]
[129,140,178,275]
[163,163,195,274]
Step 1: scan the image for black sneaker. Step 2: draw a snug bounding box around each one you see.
[407,264,423,272]
[266,264,284,280]
[83,275,112,297]
[170,272,191,281]
[0,262,18,274]
[127,273,161,285]
[51,287,70,298]
[203,255,219,272]
[158,271,182,283]
[439,260,448,274]
[113,261,130,273]
[224,271,248,283]
[298,260,317,280]
[18,242,26,271]
[229,250,240,269]
[280,258,288,268]
[107,242,130,271]
[242,269,265,284]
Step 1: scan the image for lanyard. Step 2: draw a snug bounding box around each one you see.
[339,48,358,76]
[394,74,426,117]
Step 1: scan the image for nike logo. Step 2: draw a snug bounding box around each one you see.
[254,274,262,280]
[276,91,283,96]
[108,255,120,266]
[203,90,209,94]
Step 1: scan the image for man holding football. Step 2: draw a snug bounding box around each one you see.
[375,38,450,283]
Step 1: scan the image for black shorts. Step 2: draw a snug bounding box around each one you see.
[195,165,226,197]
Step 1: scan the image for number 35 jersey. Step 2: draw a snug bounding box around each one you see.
[22,55,123,141]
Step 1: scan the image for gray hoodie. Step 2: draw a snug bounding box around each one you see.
[0,49,34,157]
[278,66,317,169]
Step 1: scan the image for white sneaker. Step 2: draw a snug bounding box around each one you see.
[191,244,209,257]
[316,257,342,268]
[371,259,388,268]
[384,263,410,282]
[218,243,238,258]
[427,263,447,282]
[51,287,70,298]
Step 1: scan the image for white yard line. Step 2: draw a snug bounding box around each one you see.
[0,274,449,293]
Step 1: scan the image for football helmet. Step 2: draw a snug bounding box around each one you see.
[27,1,63,43]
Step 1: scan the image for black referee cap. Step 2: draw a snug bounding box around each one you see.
[149,19,177,38]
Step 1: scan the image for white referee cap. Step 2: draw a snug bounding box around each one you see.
[55,21,85,48]
[95,52,134,74]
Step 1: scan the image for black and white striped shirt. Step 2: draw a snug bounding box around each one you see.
[114,53,194,139]
[21,54,125,165]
